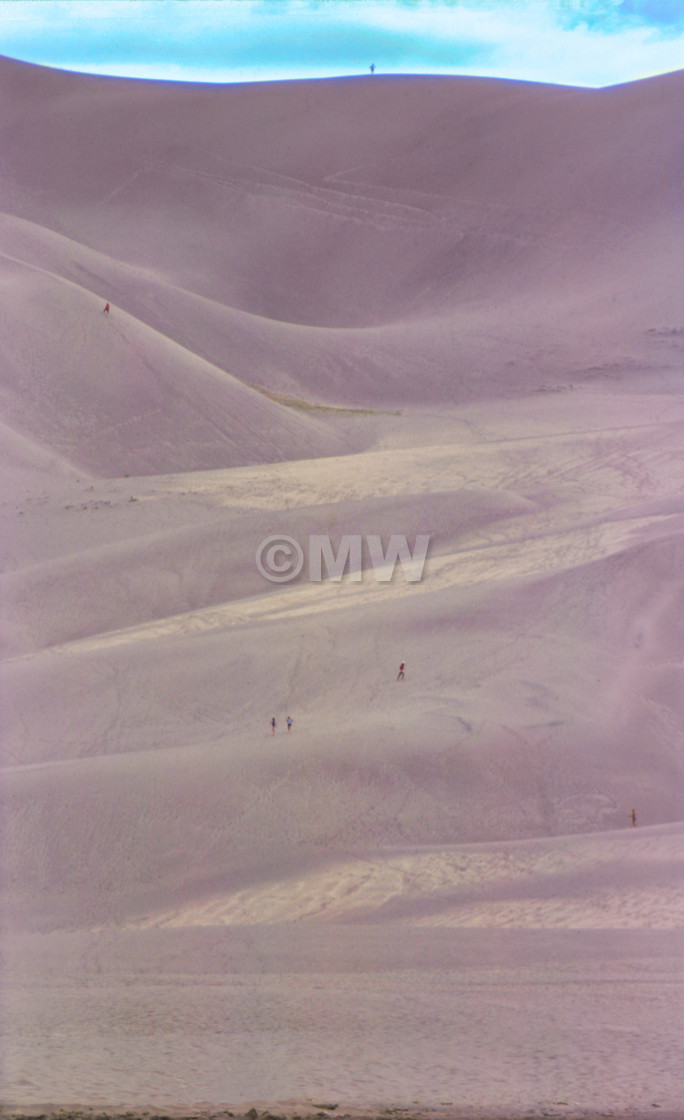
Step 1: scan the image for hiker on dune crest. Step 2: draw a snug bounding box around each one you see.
[103,302,110,314]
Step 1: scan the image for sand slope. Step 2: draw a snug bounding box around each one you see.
[1,58,683,1113]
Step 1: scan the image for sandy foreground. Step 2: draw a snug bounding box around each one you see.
[1,58,683,1116]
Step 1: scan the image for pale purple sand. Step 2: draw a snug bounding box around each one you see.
[1,58,683,1114]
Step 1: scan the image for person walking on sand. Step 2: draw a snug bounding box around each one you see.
[370,63,375,74]
[631,807,637,827]
[103,302,110,314]
[397,661,405,681]
[271,716,277,734]
[286,715,293,732]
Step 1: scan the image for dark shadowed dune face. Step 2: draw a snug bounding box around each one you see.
[0,59,682,476]
[1,59,682,326]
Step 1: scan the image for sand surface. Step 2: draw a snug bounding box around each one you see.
[1,58,683,1116]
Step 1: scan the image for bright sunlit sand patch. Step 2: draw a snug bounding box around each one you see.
[131,826,684,929]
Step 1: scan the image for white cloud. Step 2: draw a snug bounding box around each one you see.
[1,0,682,87]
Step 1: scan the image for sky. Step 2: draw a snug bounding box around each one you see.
[0,0,683,89]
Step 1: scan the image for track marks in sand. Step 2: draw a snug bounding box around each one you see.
[168,159,440,232]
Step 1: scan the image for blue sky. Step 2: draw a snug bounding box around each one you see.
[1,1,683,88]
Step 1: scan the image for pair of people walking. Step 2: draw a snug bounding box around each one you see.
[271,715,293,734]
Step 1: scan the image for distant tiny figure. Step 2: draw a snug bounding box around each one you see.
[103,302,110,314]
[271,716,277,734]
[286,715,293,732]
[397,661,405,681]
[370,63,375,74]
[631,808,637,827]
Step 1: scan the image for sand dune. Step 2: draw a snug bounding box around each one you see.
[1,57,683,1114]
